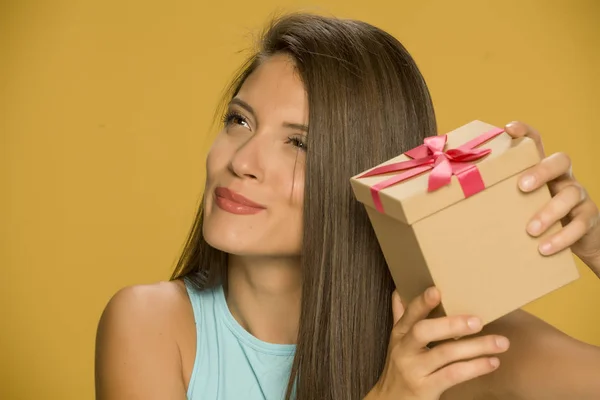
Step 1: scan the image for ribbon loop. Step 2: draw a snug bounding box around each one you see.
[360,127,505,213]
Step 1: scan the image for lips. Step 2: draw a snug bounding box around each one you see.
[214,187,266,215]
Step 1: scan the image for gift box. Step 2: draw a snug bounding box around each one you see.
[350,120,579,325]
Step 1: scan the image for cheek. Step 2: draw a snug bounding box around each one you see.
[205,136,229,180]
[290,165,305,208]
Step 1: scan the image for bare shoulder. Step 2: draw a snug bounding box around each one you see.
[95,280,194,400]
[97,280,193,347]
[99,280,190,324]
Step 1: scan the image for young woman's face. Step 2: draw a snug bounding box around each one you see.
[202,54,308,257]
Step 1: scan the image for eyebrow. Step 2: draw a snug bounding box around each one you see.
[229,98,309,133]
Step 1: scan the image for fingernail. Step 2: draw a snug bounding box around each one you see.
[520,175,536,191]
[539,242,553,255]
[496,337,510,350]
[489,357,500,368]
[527,220,542,235]
[467,317,482,330]
[505,121,518,130]
[426,287,438,300]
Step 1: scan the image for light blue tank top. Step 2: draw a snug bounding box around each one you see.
[184,280,296,400]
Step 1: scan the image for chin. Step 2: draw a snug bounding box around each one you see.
[202,219,268,256]
[203,223,243,253]
[202,225,301,257]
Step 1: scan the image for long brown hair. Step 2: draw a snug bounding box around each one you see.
[171,13,437,399]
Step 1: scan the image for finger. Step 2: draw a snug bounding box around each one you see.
[527,184,585,237]
[393,287,440,337]
[518,152,572,193]
[428,357,500,396]
[392,290,405,326]
[420,335,509,376]
[404,315,483,349]
[539,209,599,255]
[505,121,545,158]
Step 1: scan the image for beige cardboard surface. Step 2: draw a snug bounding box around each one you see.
[365,207,445,314]
[413,174,579,324]
[352,120,580,324]
[366,206,447,319]
[350,121,538,225]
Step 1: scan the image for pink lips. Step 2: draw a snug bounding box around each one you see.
[214,187,266,215]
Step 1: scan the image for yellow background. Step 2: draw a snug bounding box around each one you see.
[1,0,599,398]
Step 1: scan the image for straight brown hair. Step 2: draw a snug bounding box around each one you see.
[171,13,437,399]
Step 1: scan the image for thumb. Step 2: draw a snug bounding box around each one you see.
[391,290,405,326]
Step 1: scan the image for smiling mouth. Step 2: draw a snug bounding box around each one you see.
[214,187,266,215]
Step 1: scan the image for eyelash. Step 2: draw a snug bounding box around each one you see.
[222,111,307,151]
[222,111,248,128]
[285,135,307,151]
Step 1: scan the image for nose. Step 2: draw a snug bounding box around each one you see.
[228,134,265,181]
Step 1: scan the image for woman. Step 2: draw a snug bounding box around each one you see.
[95,13,600,400]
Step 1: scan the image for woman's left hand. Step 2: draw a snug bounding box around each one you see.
[505,121,600,277]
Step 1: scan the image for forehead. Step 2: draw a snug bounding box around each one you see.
[235,54,308,123]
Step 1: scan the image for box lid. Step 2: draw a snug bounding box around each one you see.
[350,120,541,225]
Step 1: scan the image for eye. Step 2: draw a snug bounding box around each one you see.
[285,135,307,151]
[223,111,250,129]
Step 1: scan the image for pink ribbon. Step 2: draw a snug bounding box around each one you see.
[360,128,505,213]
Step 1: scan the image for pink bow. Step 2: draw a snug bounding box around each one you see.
[359,128,505,213]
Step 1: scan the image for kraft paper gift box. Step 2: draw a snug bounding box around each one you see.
[350,120,579,325]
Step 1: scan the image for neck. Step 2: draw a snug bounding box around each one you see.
[225,254,302,345]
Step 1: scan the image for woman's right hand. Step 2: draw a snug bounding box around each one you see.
[367,287,511,400]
